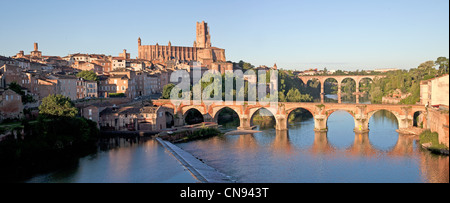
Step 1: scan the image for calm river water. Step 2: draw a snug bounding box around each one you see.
[26,138,199,183]
[26,100,449,183]
[176,110,448,183]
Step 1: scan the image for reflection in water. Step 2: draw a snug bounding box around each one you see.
[26,138,198,183]
[369,110,399,151]
[310,131,335,155]
[177,111,449,183]
[271,130,294,155]
[371,110,399,126]
[347,133,378,157]
[327,111,355,149]
[419,149,450,183]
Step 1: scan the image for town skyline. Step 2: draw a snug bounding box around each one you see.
[0,0,449,71]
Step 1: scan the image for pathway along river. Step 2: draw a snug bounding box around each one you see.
[26,96,449,183]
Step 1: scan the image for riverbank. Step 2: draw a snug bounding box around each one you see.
[421,143,449,155]
[0,117,99,182]
[419,130,449,156]
[155,138,235,183]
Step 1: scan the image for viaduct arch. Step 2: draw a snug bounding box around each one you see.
[298,75,385,103]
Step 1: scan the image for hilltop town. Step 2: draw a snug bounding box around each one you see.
[0,22,280,131]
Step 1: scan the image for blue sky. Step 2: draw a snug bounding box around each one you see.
[0,0,448,71]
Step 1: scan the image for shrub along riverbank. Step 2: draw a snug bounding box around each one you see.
[419,130,449,155]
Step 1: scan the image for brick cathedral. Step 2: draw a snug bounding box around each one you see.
[137,21,232,73]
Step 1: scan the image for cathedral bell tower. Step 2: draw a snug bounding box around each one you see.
[195,21,211,48]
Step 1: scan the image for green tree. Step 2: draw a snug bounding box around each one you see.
[76,70,99,82]
[38,94,78,118]
[367,59,442,104]
[161,84,176,99]
[236,60,255,71]
[435,57,449,75]
[286,88,302,102]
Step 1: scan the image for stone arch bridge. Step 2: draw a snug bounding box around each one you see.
[153,100,425,133]
[297,75,386,103]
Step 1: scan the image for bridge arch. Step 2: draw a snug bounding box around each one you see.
[286,107,314,121]
[304,78,322,88]
[286,107,315,119]
[323,78,339,90]
[212,106,241,126]
[285,107,315,132]
[325,109,356,125]
[298,77,317,86]
[325,109,356,121]
[249,107,278,129]
[367,109,401,127]
[412,110,426,128]
[183,108,205,125]
[338,77,357,85]
[326,110,357,149]
[366,109,402,151]
[357,77,373,90]
[339,77,358,102]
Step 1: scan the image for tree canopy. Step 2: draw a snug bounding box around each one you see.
[38,94,78,117]
[368,57,448,104]
[76,70,98,82]
[161,83,176,99]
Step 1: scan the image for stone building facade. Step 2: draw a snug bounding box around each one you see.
[99,106,171,131]
[77,78,98,99]
[98,70,136,99]
[420,74,449,148]
[138,21,230,69]
[0,89,23,121]
[47,74,78,100]
[420,74,449,107]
